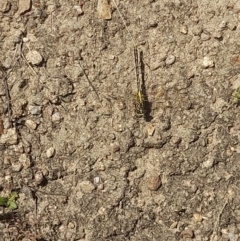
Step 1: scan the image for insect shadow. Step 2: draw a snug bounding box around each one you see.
[139,51,152,122]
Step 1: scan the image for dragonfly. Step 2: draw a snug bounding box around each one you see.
[134,47,146,118]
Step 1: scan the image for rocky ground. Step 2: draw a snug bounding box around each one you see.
[0,0,240,240]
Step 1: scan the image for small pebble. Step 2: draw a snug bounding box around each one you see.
[78,99,86,106]
[212,31,222,39]
[73,5,83,15]
[219,21,227,30]
[180,228,194,239]
[108,133,116,140]
[98,163,106,171]
[227,22,236,31]
[192,25,203,36]
[59,224,66,233]
[22,37,29,43]
[97,0,111,20]
[14,142,24,154]
[94,176,100,184]
[5,175,12,183]
[97,183,104,190]
[180,25,188,34]
[28,105,42,115]
[170,221,178,229]
[190,184,198,193]
[110,143,120,153]
[79,180,95,193]
[114,124,124,132]
[147,174,162,191]
[25,119,38,130]
[26,50,43,65]
[202,56,215,69]
[43,105,53,118]
[4,156,11,165]
[52,112,62,123]
[171,136,181,145]
[165,55,176,65]
[116,100,126,110]
[0,0,11,13]
[202,158,214,168]
[16,0,31,15]
[19,153,31,168]
[0,128,18,145]
[149,16,158,27]
[193,213,203,222]
[67,222,75,229]
[46,147,55,158]
[201,33,210,41]
[34,171,44,185]
[108,54,115,60]
[146,124,155,136]
[11,160,23,172]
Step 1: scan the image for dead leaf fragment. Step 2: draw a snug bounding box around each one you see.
[97,0,111,20]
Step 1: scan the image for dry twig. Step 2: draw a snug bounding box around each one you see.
[210,198,228,241]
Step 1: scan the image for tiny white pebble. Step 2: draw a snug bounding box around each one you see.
[5,175,12,182]
[46,147,55,158]
[219,21,227,30]
[108,54,115,60]
[25,119,38,130]
[202,56,214,69]
[34,171,44,185]
[22,37,29,42]
[180,25,188,34]
[94,176,100,184]
[165,55,176,65]
[97,183,104,190]
[202,159,214,168]
[52,112,62,123]
[73,5,83,15]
